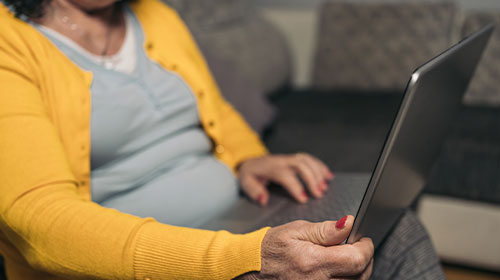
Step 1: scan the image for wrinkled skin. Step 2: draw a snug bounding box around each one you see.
[237,216,374,280]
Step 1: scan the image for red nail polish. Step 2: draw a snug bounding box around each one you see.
[336,216,348,229]
[302,191,308,198]
[328,171,335,179]
[257,194,264,204]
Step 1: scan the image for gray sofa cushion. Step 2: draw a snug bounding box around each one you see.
[266,91,500,205]
[312,2,456,92]
[163,0,291,133]
[200,49,277,134]
[426,106,500,205]
[462,13,500,106]
[265,91,401,172]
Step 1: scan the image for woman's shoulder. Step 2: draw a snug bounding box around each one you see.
[130,0,178,17]
[0,2,89,95]
[130,0,187,31]
[0,3,49,59]
[0,3,35,35]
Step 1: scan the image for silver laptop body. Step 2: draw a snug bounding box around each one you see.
[202,24,494,249]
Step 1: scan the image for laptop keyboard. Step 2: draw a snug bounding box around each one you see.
[257,173,370,228]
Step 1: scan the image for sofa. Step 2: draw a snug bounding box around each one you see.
[310,2,500,272]
[164,0,500,273]
[1,0,500,278]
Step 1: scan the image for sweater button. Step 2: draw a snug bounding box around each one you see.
[215,144,225,154]
[198,90,204,98]
[146,42,153,50]
[170,64,178,71]
[208,121,215,127]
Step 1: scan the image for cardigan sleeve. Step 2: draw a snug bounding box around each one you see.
[213,96,270,172]
[0,23,268,280]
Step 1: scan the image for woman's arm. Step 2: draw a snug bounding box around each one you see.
[151,6,334,204]
[0,41,268,279]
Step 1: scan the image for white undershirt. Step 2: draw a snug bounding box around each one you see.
[38,12,137,74]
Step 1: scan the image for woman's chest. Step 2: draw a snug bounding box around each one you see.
[89,58,206,169]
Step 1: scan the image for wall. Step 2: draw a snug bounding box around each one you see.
[256,0,500,88]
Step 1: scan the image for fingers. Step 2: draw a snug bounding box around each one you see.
[297,153,334,180]
[240,175,269,206]
[238,155,308,205]
[285,218,373,279]
[320,237,375,277]
[308,154,335,180]
[293,154,324,196]
[359,258,374,280]
[274,169,308,203]
[293,153,334,198]
[290,159,323,198]
[296,153,327,185]
[297,215,354,246]
[238,153,334,205]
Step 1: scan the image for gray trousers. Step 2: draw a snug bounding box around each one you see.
[372,210,445,279]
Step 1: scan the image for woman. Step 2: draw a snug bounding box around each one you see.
[0,0,443,279]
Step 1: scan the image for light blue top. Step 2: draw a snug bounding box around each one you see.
[34,8,239,227]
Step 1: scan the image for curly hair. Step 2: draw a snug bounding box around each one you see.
[3,0,132,19]
[3,0,52,18]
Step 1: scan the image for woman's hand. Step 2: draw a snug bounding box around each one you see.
[236,215,374,280]
[238,153,334,205]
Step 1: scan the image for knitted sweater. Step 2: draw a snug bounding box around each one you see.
[0,0,269,279]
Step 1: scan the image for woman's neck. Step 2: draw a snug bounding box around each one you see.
[34,0,126,56]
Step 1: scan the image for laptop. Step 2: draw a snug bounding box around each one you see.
[201,24,494,249]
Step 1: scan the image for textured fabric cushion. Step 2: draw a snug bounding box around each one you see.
[199,50,277,134]
[426,106,500,205]
[266,91,500,205]
[462,13,500,106]
[163,0,290,133]
[312,2,456,92]
[161,0,249,29]
[265,91,401,172]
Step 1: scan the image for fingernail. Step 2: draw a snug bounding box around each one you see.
[322,180,328,190]
[301,191,308,202]
[317,187,324,198]
[328,171,335,180]
[336,215,348,229]
[257,194,265,204]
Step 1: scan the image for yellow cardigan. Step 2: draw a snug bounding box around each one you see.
[0,0,269,279]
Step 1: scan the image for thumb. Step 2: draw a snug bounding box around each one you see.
[302,215,354,246]
[240,175,269,206]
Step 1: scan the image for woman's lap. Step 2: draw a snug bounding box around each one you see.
[372,210,445,280]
